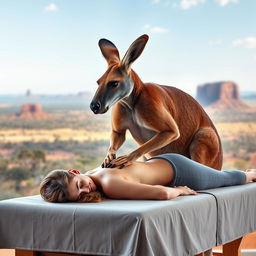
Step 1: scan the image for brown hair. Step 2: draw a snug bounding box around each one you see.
[40,169,103,203]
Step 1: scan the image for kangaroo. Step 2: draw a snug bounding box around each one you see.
[90,34,223,170]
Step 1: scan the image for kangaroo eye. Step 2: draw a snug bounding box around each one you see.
[108,81,119,88]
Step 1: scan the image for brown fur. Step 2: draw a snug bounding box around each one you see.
[90,35,223,170]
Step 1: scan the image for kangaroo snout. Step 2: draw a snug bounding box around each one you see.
[90,101,101,114]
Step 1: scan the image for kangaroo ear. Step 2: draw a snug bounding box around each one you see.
[120,34,149,71]
[98,39,120,66]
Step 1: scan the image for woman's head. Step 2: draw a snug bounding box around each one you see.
[40,169,102,203]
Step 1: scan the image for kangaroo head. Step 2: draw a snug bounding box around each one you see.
[90,34,149,114]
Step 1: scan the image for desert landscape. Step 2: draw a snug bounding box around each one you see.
[0,81,255,200]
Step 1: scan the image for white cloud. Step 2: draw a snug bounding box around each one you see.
[232,37,256,49]
[152,0,161,4]
[180,0,205,9]
[151,26,169,33]
[208,39,222,46]
[143,24,169,33]
[216,0,239,6]
[153,0,239,9]
[44,3,58,12]
[144,24,151,29]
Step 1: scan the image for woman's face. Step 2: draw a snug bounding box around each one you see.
[67,174,97,201]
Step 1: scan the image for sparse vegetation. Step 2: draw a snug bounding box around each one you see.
[0,96,255,200]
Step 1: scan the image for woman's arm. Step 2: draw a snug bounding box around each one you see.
[101,174,197,200]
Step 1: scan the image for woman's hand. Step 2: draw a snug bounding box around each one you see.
[152,185,197,200]
[175,186,197,196]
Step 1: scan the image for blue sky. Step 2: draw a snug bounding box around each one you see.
[0,0,255,95]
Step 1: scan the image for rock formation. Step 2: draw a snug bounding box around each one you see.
[16,103,51,119]
[196,81,252,111]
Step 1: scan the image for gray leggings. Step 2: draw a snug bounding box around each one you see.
[148,153,246,190]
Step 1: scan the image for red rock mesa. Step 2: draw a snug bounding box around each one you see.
[196,81,252,111]
[16,103,51,119]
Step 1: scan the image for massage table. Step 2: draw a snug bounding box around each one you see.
[0,183,256,256]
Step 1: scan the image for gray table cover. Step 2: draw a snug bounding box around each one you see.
[1,183,256,256]
[200,183,256,246]
[0,193,217,256]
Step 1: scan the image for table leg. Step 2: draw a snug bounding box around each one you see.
[16,250,37,256]
[222,237,242,256]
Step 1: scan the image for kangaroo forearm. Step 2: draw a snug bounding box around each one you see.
[109,130,126,152]
[132,130,179,157]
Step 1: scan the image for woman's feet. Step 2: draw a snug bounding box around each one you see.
[245,169,256,183]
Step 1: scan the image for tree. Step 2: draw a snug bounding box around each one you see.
[0,158,8,175]
[5,167,31,191]
[31,149,46,171]
[17,148,33,169]
[17,148,46,173]
[0,158,9,183]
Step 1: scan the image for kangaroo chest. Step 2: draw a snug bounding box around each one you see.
[125,110,156,144]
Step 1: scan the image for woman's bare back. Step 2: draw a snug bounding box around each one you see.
[88,158,174,186]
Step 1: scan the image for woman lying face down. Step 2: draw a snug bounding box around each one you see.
[40,153,256,203]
